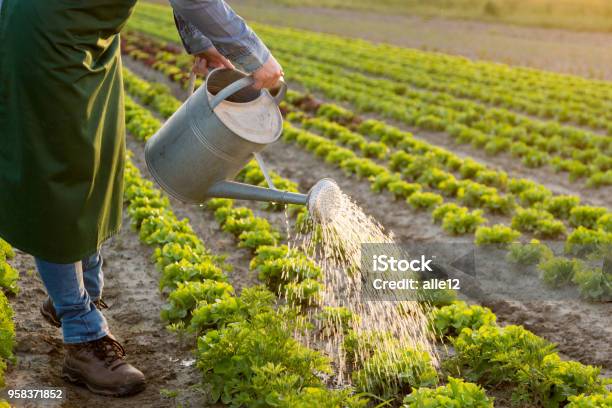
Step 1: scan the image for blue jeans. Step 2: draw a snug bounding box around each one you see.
[35,252,109,344]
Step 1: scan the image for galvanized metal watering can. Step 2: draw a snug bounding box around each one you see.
[145,68,340,221]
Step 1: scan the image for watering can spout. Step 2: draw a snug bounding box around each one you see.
[207,178,342,223]
[207,180,308,206]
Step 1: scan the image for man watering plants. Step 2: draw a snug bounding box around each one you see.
[0,0,282,397]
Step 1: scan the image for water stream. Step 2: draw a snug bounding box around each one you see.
[286,189,439,385]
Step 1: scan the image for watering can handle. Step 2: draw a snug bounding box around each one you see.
[210,76,255,110]
[187,71,197,97]
[271,78,288,106]
[209,72,288,110]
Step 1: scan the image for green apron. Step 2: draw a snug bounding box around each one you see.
[0,0,136,263]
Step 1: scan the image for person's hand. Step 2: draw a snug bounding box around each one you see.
[252,54,284,90]
[193,47,235,76]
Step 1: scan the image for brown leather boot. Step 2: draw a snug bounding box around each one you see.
[40,297,108,328]
[62,334,146,397]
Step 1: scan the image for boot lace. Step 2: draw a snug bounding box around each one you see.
[88,336,126,366]
[94,298,109,309]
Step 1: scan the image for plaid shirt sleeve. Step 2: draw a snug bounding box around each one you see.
[170,0,271,73]
[173,12,213,55]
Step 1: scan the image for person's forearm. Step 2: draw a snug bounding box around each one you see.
[169,0,270,72]
[173,12,212,55]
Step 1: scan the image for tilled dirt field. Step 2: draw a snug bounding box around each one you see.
[126,55,612,213]
[124,55,612,372]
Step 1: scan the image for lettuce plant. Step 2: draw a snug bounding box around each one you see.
[431,301,496,337]
[586,170,612,187]
[474,225,521,246]
[388,180,422,200]
[545,195,581,220]
[407,192,443,211]
[432,203,462,224]
[160,259,227,291]
[449,325,606,405]
[597,214,612,233]
[0,291,16,387]
[481,193,516,215]
[567,392,612,407]
[512,208,566,238]
[161,280,234,323]
[441,208,486,235]
[565,227,612,256]
[317,103,354,124]
[569,206,608,229]
[519,186,552,207]
[506,240,553,266]
[196,309,331,406]
[403,377,493,408]
[370,172,400,193]
[457,181,496,208]
[572,267,612,302]
[352,347,438,401]
[538,257,582,288]
[190,285,275,333]
[0,240,14,261]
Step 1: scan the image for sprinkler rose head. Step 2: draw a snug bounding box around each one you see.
[306,178,342,223]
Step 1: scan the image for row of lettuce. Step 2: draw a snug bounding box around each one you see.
[0,238,18,407]
[123,65,610,406]
[128,30,612,188]
[125,11,612,188]
[121,57,611,302]
[124,151,361,405]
